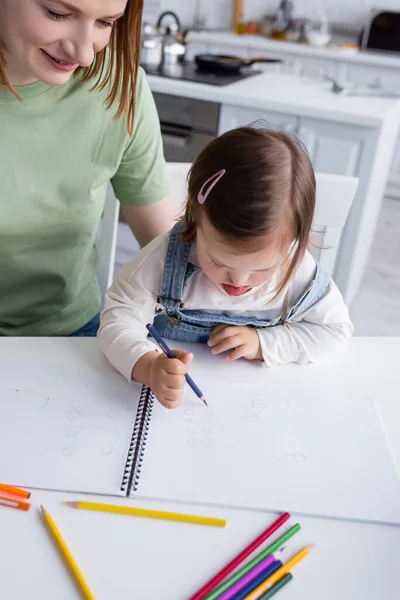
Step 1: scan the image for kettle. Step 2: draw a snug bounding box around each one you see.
[140,22,163,66]
[156,11,188,66]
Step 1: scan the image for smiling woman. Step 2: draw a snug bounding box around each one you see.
[0,0,176,337]
[0,0,140,131]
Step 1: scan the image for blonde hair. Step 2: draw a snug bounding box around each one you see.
[0,0,143,135]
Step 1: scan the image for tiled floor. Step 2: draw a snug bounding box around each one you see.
[115,197,400,335]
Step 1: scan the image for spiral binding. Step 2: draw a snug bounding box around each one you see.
[120,385,155,496]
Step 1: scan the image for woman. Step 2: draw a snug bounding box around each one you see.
[0,0,175,337]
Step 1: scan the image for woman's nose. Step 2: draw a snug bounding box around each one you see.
[61,27,95,67]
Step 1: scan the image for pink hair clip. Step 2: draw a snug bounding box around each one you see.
[197,169,226,204]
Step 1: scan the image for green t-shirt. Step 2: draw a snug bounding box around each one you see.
[0,68,169,336]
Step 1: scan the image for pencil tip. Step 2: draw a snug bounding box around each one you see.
[307,544,315,551]
[201,397,208,406]
[64,501,78,508]
[40,505,46,515]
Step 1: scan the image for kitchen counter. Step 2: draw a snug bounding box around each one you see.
[147,68,400,305]
[189,31,400,70]
[147,70,400,128]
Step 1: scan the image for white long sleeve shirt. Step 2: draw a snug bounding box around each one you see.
[98,231,354,381]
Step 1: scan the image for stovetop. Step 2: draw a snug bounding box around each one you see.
[141,62,261,86]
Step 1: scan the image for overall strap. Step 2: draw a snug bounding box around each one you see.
[158,222,192,310]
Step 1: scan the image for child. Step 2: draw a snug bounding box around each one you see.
[99,127,353,409]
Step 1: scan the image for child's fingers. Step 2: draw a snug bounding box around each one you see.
[158,396,182,410]
[163,356,190,375]
[164,374,186,390]
[212,324,228,334]
[208,326,237,347]
[209,335,242,355]
[171,350,193,366]
[157,385,184,408]
[226,345,247,361]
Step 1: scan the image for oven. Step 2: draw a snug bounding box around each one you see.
[153,92,220,162]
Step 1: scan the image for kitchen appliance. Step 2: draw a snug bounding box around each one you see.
[140,23,163,66]
[361,10,400,54]
[142,61,262,86]
[152,92,220,162]
[195,54,282,74]
[156,11,188,66]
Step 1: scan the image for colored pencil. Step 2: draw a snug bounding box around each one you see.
[63,500,226,528]
[200,523,299,600]
[187,512,292,600]
[0,482,31,499]
[258,574,293,600]
[0,493,31,511]
[146,323,208,405]
[40,506,95,600]
[217,550,284,600]
[232,561,283,600]
[243,545,314,600]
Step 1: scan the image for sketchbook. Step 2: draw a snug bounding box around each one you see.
[1,348,400,525]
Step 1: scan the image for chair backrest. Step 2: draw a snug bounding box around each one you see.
[164,162,358,277]
[97,184,120,303]
[96,163,358,302]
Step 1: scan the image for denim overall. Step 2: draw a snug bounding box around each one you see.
[153,223,330,343]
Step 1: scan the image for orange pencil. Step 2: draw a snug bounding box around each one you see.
[0,483,31,499]
[0,493,31,511]
[243,545,314,600]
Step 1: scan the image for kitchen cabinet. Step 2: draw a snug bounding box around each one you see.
[219,105,298,134]
[219,106,364,178]
[187,34,400,199]
[297,119,364,176]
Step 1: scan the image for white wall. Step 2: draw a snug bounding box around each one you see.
[144,0,400,31]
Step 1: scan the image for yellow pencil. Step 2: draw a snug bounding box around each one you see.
[63,500,226,528]
[243,544,314,600]
[40,505,95,600]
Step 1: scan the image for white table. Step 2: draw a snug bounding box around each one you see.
[0,337,399,600]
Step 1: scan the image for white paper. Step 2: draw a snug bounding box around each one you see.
[135,379,400,525]
[0,362,138,495]
[1,358,400,525]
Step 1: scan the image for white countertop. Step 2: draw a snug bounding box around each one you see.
[147,70,400,127]
[190,31,400,69]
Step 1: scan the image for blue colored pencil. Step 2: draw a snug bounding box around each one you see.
[146,323,208,406]
[234,561,283,600]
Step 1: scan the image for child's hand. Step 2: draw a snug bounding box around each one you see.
[148,350,193,409]
[207,325,263,361]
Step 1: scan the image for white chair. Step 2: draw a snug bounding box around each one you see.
[163,162,359,278]
[95,163,358,301]
[97,184,120,302]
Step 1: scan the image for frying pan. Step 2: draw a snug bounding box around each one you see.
[195,54,282,74]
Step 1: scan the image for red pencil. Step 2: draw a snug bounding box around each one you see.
[187,512,290,600]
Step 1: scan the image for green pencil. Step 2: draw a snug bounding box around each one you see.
[258,573,293,599]
[204,524,300,600]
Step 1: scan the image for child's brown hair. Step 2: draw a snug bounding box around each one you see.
[182,126,316,296]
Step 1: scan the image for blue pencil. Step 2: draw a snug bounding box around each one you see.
[234,561,283,600]
[146,323,208,406]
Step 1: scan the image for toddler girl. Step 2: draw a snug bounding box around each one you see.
[99,127,353,408]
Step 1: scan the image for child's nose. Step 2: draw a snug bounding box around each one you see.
[228,272,248,286]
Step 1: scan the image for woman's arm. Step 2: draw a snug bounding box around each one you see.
[112,69,176,246]
[120,193,177,247]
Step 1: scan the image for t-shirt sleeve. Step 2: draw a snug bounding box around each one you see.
[110,68,170,206]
